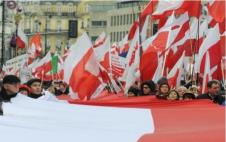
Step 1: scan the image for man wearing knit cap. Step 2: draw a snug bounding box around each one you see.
[26,78,43,99]
[0,75,21,102]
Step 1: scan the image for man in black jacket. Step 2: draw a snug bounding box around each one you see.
[0,75,20,102]
[197,80,224,104]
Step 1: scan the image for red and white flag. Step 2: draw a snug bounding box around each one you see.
[207,0,225,23]
[202,52,212,94]
[64,33,101,100]
[16,27,27,49]
[27,33,42,59]
[198,24,221,73]
[93,32,106,48]
[167,52,185,88]
[153,0,201,18]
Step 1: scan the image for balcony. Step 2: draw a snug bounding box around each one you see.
[43,12,76,17]
[24,29,68,36]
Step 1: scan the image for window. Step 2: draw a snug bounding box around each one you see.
[133,14,136,22]
[91,36,98,42]
[152,23,158,35]
[126,14,129,25]
[111,16,113,26]
[117,16,119,26]
[68,3,73,13]
[46,2,51,12]
[123,31,126,38]
[34,20,41,32]
[117,32,119,42]
[110,32,113,42]
[56,2,62,13]
[114,16,116,26]
[119,31,122,41]
[57,20,61,32]
[47,40,51,49]
[56,39,61,49]
[103,21,107,26]
[120,15,122,25]
[46,18,51,32]
[92,21,102,27]
[123,15,126,25]
[91,21,107,27]
[130,14,133,24]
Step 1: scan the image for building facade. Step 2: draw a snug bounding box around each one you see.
[0,0,18,64]
[21,1,80,55]
[88,0,152,44]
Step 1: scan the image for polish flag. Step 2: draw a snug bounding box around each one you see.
[152,52,164,83]
[93,36,111,83]
[141,16,150,43]
[153,1,201,18]
[167,52,185,88]
[27,33,42,59]
[31,52,63,81]
[152,1,183,19]
[207,0,225,23]
[64,33,101,100]
[123,28,140,93]
[140,0,158,26]
[119,34,129,56]
[16,27,27,49]
[198,24,221,73]
[93,32,106,48]
[128,21,139,41]
[202,52,212,94]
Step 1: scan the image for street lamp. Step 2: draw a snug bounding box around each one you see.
[1,1,5,65]
[45,15,52,55]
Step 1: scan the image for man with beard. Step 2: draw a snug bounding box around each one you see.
[0,75,20,102]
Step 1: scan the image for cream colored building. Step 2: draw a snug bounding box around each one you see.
[20,1,80,55]
[87,1,152,44]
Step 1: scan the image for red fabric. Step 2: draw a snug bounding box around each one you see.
[128,21,139,41]
[69,49,101,100]
[157,16,168,30]
[171,21,190,46]
[168,69,179,88]
[138,101,225,142]
[140,51,158,81]
[175,1,201,18]
[208,1,225,23]
[66,96,225,142]
[200,41,221,74]
[29,33,42,57]
[16,36,25,49]
[140,0,158,26]
[153,1,201,19]
[151,31,169,52]
[221,35,225,57]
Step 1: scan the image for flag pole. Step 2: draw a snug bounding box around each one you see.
[137,1,143,83]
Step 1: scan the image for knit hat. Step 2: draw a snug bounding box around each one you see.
[2,75,20,84]
[26,78,41,87]
[19,84,30,94]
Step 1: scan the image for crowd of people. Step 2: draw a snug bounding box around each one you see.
[127,77,225,105]
[0,75,69,103]
[0,75,225,106]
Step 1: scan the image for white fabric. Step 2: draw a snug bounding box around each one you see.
[153,1,183,16]
[197,24,220,72]
[93,37,110,62]
[64,33,92,83]
[0,94,154,142]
